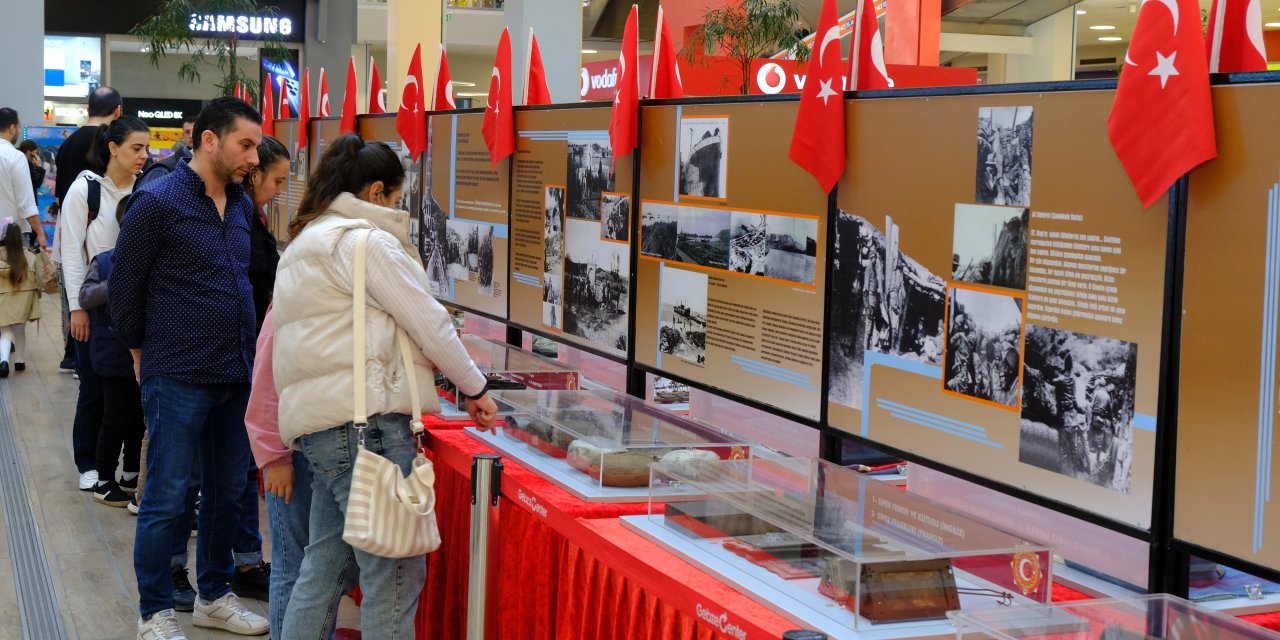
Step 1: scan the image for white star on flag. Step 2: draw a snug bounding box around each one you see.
[1149,50,1179,88]
[816,77,838,105]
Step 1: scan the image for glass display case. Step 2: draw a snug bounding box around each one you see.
[435,335,581,420]
[465,389,770,502]
[950,594,1280,640]
[622,457,1053,639]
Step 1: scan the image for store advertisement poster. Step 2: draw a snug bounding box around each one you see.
[23,125,75,241]
[1178,83,1280,571]
[827,91,1166,529]
[421,112,510,319]
[509,107,631,357]
[635,102,828,421]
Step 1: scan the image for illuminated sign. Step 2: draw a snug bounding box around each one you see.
[188,14,294,37]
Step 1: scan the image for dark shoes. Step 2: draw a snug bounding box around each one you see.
[13,363,23,372]
[93,480,131,507]
[0,362,8,378]
[58,359,75,373]
[118,475,138,494]
[231,562,271,602]
[171,566,197,612]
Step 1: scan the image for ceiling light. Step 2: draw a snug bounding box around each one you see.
[581,49,598,54]
[1098,36,1123,41]
[1089,24,1116,30]
[456,92,489,97]
[1075,8,1086,14]
[1266,21,1280,26]
[452,81,476,87]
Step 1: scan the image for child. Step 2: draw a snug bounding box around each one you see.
[0,217,41,376]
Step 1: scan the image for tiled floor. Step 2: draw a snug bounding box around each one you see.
[0,297,359,639]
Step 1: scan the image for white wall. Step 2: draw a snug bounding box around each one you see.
[1,1,44,126]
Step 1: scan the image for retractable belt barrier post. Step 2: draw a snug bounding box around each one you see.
[466,454,503,640]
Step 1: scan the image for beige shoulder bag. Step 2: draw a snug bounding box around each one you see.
[342,228,443,558]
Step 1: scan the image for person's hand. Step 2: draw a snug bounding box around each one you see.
[264,463,294,504]
[70,309,90,342]
[465,394,499,431]
[131,349,141,384]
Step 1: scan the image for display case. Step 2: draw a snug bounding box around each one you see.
[434,335,581,420]
[465,389,770,502]
[951,594,1280,640]
[622,457,1053,639]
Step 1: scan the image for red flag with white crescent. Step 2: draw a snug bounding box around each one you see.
[262,73,275,136]
[850,0,893,90]
[1108,0,1217,206]
[433,46,457,110]
[396,43,427,161]
[788,0,846,193]
[482,29,515,169]
[298,68,311,151]
[649,4,684,99]
[523,29,553,106]
[1206,0,1268,72]
[318,67,331,117]
[278,77,290,120]
[340,57,358,134]
[368,57,386,114]
[608,5,640,168]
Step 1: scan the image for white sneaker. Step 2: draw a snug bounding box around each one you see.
[192,593,268,635]
[137,609,187,640]
[78,470,99,491]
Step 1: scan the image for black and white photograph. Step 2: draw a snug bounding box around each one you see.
[545,186,565,275]
[563,219,630,352]
[765,215,819,285]
[676,205,731,270]
[943,287,1024,408]
[729,211,767,275]
[445,219,473,283]
[601,193,630,241]
[475,224,495,296]
[827,212,947,409]
[420,194,452,299]
[1019,325,1137,493]
[543,273,563,330]
[952,204,1029,290]
[976,106,1033,207]
[658,266,709,365]
[679,116,728,199]
[641,202,678,260]
[566,136,615,220]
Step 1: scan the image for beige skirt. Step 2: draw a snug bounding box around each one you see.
[0,291,40,327]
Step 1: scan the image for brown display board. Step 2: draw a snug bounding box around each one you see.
[312,117,341,166]
[509,106,632,357]
[827,90,1166,529]
[1178,83,1280,571]
[422,112,510,319]
[360,114,426,259]
[635,101,828,421]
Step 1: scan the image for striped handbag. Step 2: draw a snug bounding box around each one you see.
[342,229,442,558]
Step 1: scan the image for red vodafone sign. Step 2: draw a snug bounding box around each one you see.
[580,55,653,101]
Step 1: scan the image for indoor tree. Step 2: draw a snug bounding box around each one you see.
[680,0,812,95]
[130,0,292,103]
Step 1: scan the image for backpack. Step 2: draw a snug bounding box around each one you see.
[83,178,137,262]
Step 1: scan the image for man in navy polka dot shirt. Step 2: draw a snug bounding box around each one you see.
[109,96,271,638]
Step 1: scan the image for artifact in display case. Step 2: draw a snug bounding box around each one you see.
[950,594,1280,640]
[434,335,580,419]
[466,389,768,502]
[623,456,1053,638]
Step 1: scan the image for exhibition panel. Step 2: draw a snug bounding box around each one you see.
[276,118,304,242]
[311,116,341,166]
[361,113,428,266]
[1178,82,1280,575]
[635,99,829,421]
[508,106,632,358]
[827,89,1168,530]
[422,110,511,319]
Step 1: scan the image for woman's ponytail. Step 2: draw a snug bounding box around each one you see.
[86,116,150,174]
[290,133,404,238]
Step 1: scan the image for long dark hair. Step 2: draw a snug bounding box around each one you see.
[87,116,150,173]
[291,134,404,238]
[2,223,28,287]
[245,135,290,203]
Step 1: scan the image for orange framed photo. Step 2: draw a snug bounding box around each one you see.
[599,191,631,244]
[678,114,729,202]
[940,282,1027,412]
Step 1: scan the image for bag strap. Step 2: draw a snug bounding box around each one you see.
[85,178,100,224]
[352,228,371,428]
[397,329,425,437]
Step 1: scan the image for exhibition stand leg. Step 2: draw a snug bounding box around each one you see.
[467,455,503,640]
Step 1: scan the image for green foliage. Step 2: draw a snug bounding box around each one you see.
[130,0,291,103]
[680,0,812,95]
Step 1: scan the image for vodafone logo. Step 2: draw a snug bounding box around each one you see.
[755,63,788,95]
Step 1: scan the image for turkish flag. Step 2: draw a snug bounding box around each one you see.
[318,68,331,117]
[608,5,640,168]
[482,28,515,169]
[649,4,684,99]
[433,46,457,110]
[340,57,358,134]
[1108,0,1217,207]
[234,82,244,102]
[298,68,311,151]
[368,57,386,114]
[1206,0,1268,72]
[789,0,846,193]
[523,29,553,106]
[850,0,893,90]
[262,73,275,137]
[397,43,427,162]
[278,77,290,119]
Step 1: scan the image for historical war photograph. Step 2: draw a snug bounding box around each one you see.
[475,224,495,296]
[563,219,630,352]
[543,273,563,330]
[827,212,947,409]
[765,215,819,285]
[976,106,1033,207]
[602,193,630,242]
[943,287,1024,408]
[545,186,565,275]
[729,211,767,275]
[952,204,1030,290]
[445,219,474,283]
[658,266,709,365]
[1019,325,1138,493]
[679,116,728,199]
[641,202,678,260]
[676,206,731,270]
[420,195,452,299]
[566,135,615,220]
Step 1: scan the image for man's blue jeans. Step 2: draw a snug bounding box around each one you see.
[135,377,252,619]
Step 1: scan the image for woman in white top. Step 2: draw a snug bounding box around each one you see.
[60,115,149,492]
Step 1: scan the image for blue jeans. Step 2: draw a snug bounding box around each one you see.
[266,452,356,640]
[71,339,102,473]
[170,466,262,569]
[135,377,252,619]
[281,414,425,640]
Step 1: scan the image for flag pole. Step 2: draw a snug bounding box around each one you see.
[1207,0,1227,72]
[650,5,664,98]
[523,28,535,106]
[851,0,867,90]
